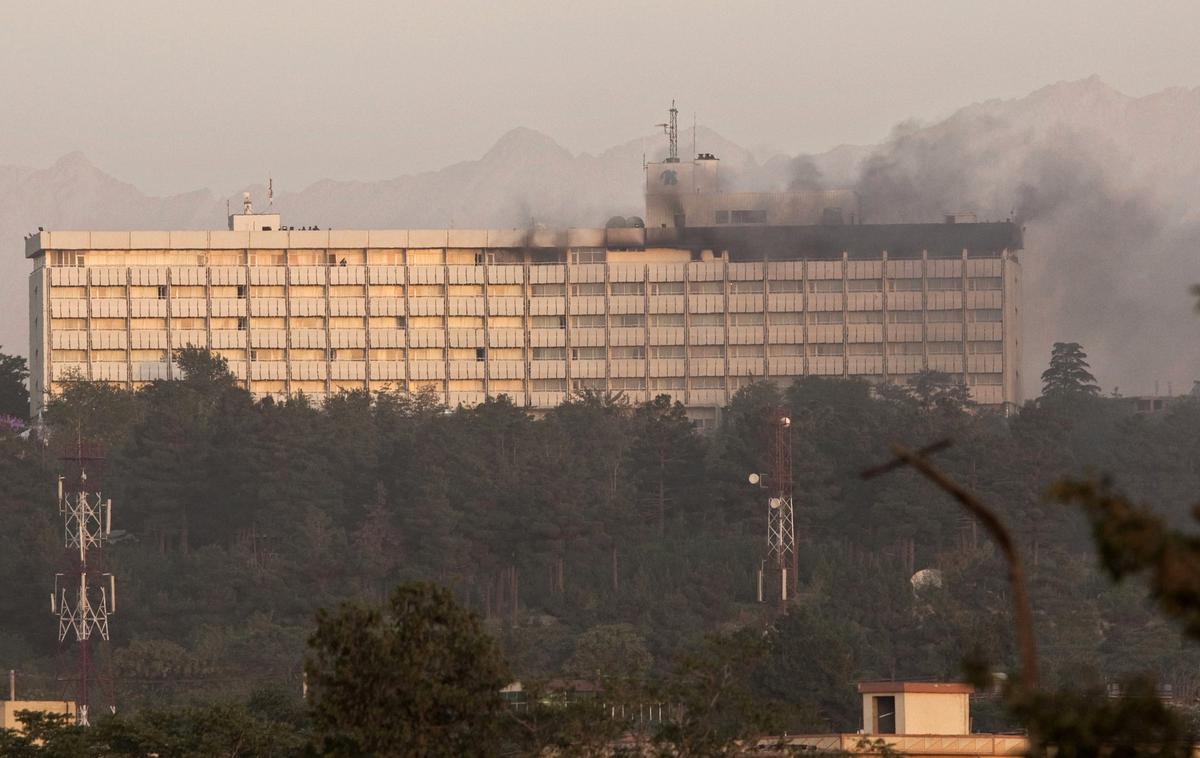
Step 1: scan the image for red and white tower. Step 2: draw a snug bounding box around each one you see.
[751,407,797,609]
[51,443,116,726]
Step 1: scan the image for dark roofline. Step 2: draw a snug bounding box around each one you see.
[648,222,1023,259]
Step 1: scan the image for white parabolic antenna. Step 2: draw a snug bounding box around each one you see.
[748,472,761,485]
[769,497,783,510]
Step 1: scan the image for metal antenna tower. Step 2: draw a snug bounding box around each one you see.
[655,100,680,163]
[749,407,797,609]
[51,441,116,726]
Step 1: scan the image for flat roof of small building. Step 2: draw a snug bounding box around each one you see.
[857,681,975,694]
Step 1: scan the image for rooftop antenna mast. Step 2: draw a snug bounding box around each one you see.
[51,440,116,726]
[749,407,797,611]
[655,100,679,163]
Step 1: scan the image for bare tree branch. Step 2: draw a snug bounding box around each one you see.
[863,441,1039,691]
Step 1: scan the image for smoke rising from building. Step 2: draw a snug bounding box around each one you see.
[850,110,1200,396]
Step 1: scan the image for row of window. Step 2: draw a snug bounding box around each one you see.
[50,307,1004,336]
[57,339,1004,365]
[52,276,1005,300]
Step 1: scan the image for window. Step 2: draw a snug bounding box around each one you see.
[811,311,843,324]
[690,313,724,326]
[649,281,684,295]
[531,315,565,329]
[156,285,168,300]
[572,378,606,391]
[571,346,605,360]
[532,347,566,360]
[610,377,646,390]
[730,344,763,357]
[570,248,605,264]
[475,348,486,362]
[408,316,443,329]
[570,282,605,297]
[409,348,445,360]
[731,209,767,224]
[968,277,1003,291]
[927,277,962,290]
[887,342,924,355]
[531,283,565,297]
[409,285,445,297]
[730,312,764,326]
[714,210,730,224]
[847,311,884,323]
[968,309,1003,322]
[768,343,803,356]
[769,280,804,293]
[887,311,923,323]
[610,314,645,328]
[610,282,645,296]
[236,285,247,299]
[172,317,206,330]
[570,314,605,328]
[689,376,726,389]
[928,342,962,354]
[887,278,922,291]
[968,373,1003,385]
[395,316,407,329]
[688,281,723,295]
[650,313,685,327]
[968,341,1003,354]
[237,317,248,331]
[650,377,686,390]
[846,279,882,292]
[847,343,883,355]
[927,310,962,322]
[650,345,685,359]
[812,344,844,356]
[768,312,802,325]
[448,284,483,297]
[690,345,725,358]
[729,280,763,294]
[251,348,285,361]
[532,379,567,391]
[611,346,645,359]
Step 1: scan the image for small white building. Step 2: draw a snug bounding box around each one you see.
[859,681,973,735]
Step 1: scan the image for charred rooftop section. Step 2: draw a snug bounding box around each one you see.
[651,222,1023,260]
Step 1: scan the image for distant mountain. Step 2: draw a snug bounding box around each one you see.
[3,77,1198,395]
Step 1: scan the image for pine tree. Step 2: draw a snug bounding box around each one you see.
[0,350,29,420]
[1041,342,1101,401]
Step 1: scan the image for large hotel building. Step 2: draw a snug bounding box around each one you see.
[26,152,1024,424]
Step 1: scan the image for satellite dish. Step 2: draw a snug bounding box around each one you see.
[769,497,783,510]
[779,417,791,428]
[910,568,944,591]
[748,472,761,485]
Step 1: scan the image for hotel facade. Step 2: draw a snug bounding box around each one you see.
[26,157,1025,423]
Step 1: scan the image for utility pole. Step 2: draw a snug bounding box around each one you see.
[51,441,116,726]
[750,407,797,611]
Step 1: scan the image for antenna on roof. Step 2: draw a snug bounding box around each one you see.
[267,176,274,208]
[655,100,679,163]
[242,191,253,215]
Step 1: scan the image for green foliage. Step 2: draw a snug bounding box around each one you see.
[564,623,653,680]
[305,582,509,756]
[0,349,29,420]
[5,347,1198,738]
[1052,476,1200,639]
[1041,342,1101,401]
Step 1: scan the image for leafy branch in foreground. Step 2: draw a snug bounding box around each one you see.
[1052,476,1200,640]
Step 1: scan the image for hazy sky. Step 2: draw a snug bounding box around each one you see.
[4,1,1200,195]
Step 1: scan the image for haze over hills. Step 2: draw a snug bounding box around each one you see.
[3,77,1198,397]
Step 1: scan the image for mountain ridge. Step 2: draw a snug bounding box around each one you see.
[3,77,1198,395]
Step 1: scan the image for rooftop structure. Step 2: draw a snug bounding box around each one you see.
[25,130,1026,420]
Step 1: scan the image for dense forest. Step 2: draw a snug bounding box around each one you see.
[1,346,1198,732]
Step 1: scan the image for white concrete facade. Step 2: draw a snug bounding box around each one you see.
[26,222,1023,422]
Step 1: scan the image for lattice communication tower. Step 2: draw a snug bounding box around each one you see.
[51,442,116,726]
[750,407,797,609]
